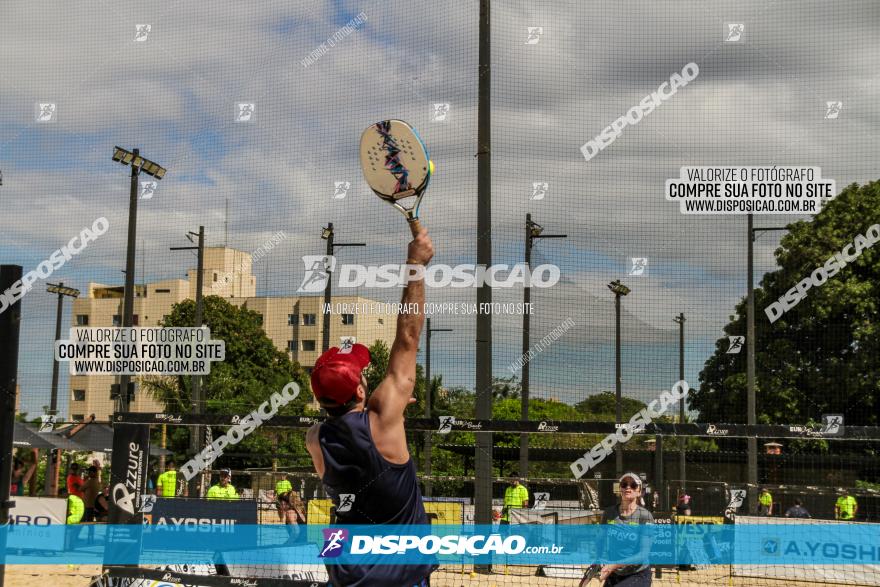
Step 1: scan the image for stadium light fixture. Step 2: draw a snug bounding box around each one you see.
[607,279,631,297]
[112,146,167,414]
[44,281,80,496]
[521,213,567,479]
[112,146,166,179]
[608,279,630,476]
[46,283,80,298]
[319,223,366,353]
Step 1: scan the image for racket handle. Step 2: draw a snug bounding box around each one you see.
[408,218,423,236]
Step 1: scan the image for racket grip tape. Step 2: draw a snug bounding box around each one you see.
[408,218,423,236]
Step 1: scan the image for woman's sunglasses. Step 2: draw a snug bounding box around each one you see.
[620,482,640,489]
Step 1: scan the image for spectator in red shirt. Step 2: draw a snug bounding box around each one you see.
[66,462,85,498]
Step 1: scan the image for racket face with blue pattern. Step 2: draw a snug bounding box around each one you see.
[360,119,432,234]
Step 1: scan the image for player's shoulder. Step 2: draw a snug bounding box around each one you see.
[306,422,322,443]
[635,506,654,523]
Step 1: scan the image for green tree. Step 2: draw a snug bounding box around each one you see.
[362,339,427,420]
[492,375,521,400]
[140,296,312,469]
[575,392,648,421]
[692,181,880,425]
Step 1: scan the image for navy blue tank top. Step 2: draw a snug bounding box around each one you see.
[319,410,433,586]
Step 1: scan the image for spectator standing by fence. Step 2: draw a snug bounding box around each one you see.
[835,489,858,521]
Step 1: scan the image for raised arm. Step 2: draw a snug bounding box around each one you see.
[368,228,434,436]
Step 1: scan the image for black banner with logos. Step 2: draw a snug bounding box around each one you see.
[105,566,328,587]
[108,422,151,524]
[116,412,872,439]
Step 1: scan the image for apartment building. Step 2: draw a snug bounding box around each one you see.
[67,246,396,420]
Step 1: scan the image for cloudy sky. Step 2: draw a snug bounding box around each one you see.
[2,0,878,418]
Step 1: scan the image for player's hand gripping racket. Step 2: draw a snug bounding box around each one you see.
[360,119,433,236]
[578,564,603,586]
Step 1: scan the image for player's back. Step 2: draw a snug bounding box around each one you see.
[318,409,434,586]
[319,410,426,525]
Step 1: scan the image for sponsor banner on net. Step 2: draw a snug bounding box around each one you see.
[5,524,880,566]
[665,166,836,214]
[54,326,225,376]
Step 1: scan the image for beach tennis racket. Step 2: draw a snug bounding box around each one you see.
[578,564,603,586]
[360,119,433,236]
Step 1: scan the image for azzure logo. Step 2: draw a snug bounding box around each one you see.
[706,424,729,436]
[537,421,559,432]
[319,528,349,558]
[113,441,143,516]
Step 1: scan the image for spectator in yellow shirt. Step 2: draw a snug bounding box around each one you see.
[501,475,529,524]
[206,469,238,500]
[156,460,179,498]
[275,475,294,522]
[835,489,858,521]
[61,488,84,524]
[758,488,773,516]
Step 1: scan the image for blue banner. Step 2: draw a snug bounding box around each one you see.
[2,524,880,566]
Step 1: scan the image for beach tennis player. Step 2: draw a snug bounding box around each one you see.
[306,226,435,587]
[599,473,655,586]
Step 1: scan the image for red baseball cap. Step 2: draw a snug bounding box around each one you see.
[310,343,371,407]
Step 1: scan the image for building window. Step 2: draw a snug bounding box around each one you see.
[112,315,121,327]
[71,414,84,422]
[155,288,171,293]
[213,272,218,282]
[288,314,298,326]
[302,340,316,351]
[132,314,139,326]
[341,314,355,325]
[76,315,89,326]
[287,340,297,352]
[302,314,316,326]
[378,318,384,325]
[72,389,85,402]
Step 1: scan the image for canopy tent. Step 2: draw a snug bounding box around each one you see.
[54,422,171,456]
[13,421,88,451]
